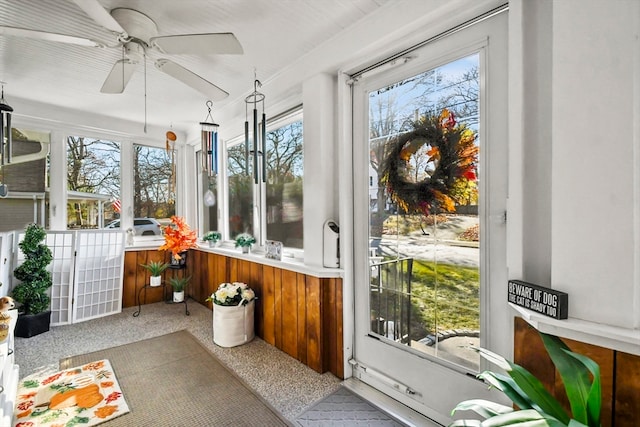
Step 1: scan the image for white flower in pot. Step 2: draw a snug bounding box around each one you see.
[206,282,257,347]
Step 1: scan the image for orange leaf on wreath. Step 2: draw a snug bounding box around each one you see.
[433,190,456,212]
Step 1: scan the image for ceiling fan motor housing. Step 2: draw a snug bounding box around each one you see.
[111,8,158,45]
[123,42,144,63]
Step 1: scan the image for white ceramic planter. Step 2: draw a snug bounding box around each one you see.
[173,291,184,303]
[150,276,162,287]
[212,300,255,347]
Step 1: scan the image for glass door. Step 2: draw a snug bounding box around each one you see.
[352,11,507,424]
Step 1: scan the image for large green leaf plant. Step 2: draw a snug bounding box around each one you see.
[450,332,601,427]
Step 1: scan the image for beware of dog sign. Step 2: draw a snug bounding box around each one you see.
[508,280,569,320]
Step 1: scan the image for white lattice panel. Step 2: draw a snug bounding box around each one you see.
[46,232,75,325]
[13,229,124,326]
[72,231,124,323]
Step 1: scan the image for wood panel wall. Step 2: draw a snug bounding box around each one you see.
[514,317,640,426]
[123,249,344,379]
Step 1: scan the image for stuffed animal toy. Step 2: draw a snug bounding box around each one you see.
[0,296,15,343]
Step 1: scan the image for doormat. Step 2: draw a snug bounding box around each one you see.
[58,330,291,426]
[14,359,129,426]
[295,386,407,426]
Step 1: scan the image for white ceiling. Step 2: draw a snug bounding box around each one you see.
[0,0,391,137]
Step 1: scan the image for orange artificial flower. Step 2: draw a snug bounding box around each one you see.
[159,216,197,260]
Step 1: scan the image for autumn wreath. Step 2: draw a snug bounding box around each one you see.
[380,109,478,216]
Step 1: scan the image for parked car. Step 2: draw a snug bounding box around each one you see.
[105,218,163,236]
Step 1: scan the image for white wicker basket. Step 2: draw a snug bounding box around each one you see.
[212,300,255,347]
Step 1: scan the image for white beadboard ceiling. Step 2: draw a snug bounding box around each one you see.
[0,0,391,137]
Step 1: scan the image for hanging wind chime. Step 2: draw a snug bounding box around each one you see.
[165,128,177,200]
[245,76,266,184]
[200,100,219,207]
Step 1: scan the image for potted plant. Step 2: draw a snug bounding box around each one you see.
[11,223,53,338]
[140,260,169,287]
[234,233,256,253]
[203,231,222,247]
[450,331,601,426]
[206,282,257,347]
[168,275,190,303]
[158,216,197,267]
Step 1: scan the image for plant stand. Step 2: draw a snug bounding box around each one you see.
[212,300,255,347]
[133,264,190,317]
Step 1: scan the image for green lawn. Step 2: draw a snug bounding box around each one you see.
[411,260,479,332]
[372,259,480,341]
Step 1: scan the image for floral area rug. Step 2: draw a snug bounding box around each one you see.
[14,359,129,427]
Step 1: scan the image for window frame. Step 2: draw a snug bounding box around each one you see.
[218,108,304,253]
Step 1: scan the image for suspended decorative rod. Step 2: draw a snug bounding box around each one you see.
[244,74,266,184]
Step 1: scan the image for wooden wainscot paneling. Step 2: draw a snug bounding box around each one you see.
[615,351,640,423]
[123,249,344,379]
[514,317,640,426]
[123,249,171,308]
[261,265,277,346]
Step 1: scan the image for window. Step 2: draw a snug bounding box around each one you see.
[225,110,303,249]
[265,120,303,248]
[133,144,175,226]
[0,128,49,231]
[227,144,254,237]
[367,54,481,370]
[66,136,120,229]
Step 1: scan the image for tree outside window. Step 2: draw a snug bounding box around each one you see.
[66,136,120,229]
[226,115,303,249]
[133,144,175,223]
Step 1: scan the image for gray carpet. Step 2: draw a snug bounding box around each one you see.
[60,330,293,426]
[16,301,341,421]
[296,387,407,427]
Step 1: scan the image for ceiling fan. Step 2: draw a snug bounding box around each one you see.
[0,0,243,101]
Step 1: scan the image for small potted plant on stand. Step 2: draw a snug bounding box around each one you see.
[140,260,169,287]
[203,231,222,248]
[12,223,53,338]
[168,276,190,303]
[159,216,197,267]
[234,233,256,254]
[206,282,256,347]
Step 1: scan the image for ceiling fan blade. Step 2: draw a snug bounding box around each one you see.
[101,60,136,93]
[150,33,243,55]
[155,59,228,101]
[0,25,103,47]
[72,0,127,36]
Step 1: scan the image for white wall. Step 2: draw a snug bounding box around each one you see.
[550,1,639,329]
[510,0,640,346]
